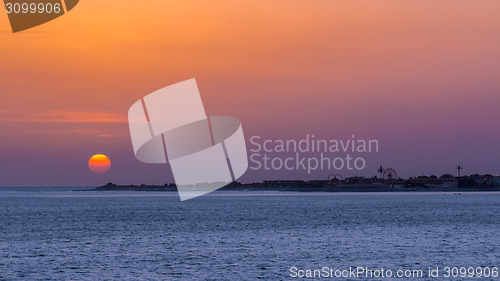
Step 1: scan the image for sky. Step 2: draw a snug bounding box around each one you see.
[1,1,500,186]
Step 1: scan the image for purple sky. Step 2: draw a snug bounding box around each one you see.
[1,1,499,185]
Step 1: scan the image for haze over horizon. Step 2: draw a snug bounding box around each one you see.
[1,1,500,186]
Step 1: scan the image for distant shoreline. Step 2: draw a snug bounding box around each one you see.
[93,182,500,193]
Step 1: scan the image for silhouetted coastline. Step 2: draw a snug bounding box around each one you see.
[95,173,500,192]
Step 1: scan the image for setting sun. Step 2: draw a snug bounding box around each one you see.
[88,154,111,174]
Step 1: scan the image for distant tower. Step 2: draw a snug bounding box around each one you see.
[456,165,463,177]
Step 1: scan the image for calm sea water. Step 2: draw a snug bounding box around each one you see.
[0,189,499,280]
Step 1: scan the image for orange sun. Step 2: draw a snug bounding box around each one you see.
[88,154,111,174]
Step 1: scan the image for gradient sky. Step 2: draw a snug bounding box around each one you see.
[1,1,500,186]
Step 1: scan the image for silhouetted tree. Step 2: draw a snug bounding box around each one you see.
[377,165,384,178]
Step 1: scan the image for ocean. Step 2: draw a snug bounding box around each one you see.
[0,188,499,280]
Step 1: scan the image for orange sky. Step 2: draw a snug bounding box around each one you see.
[1,1,500,185]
